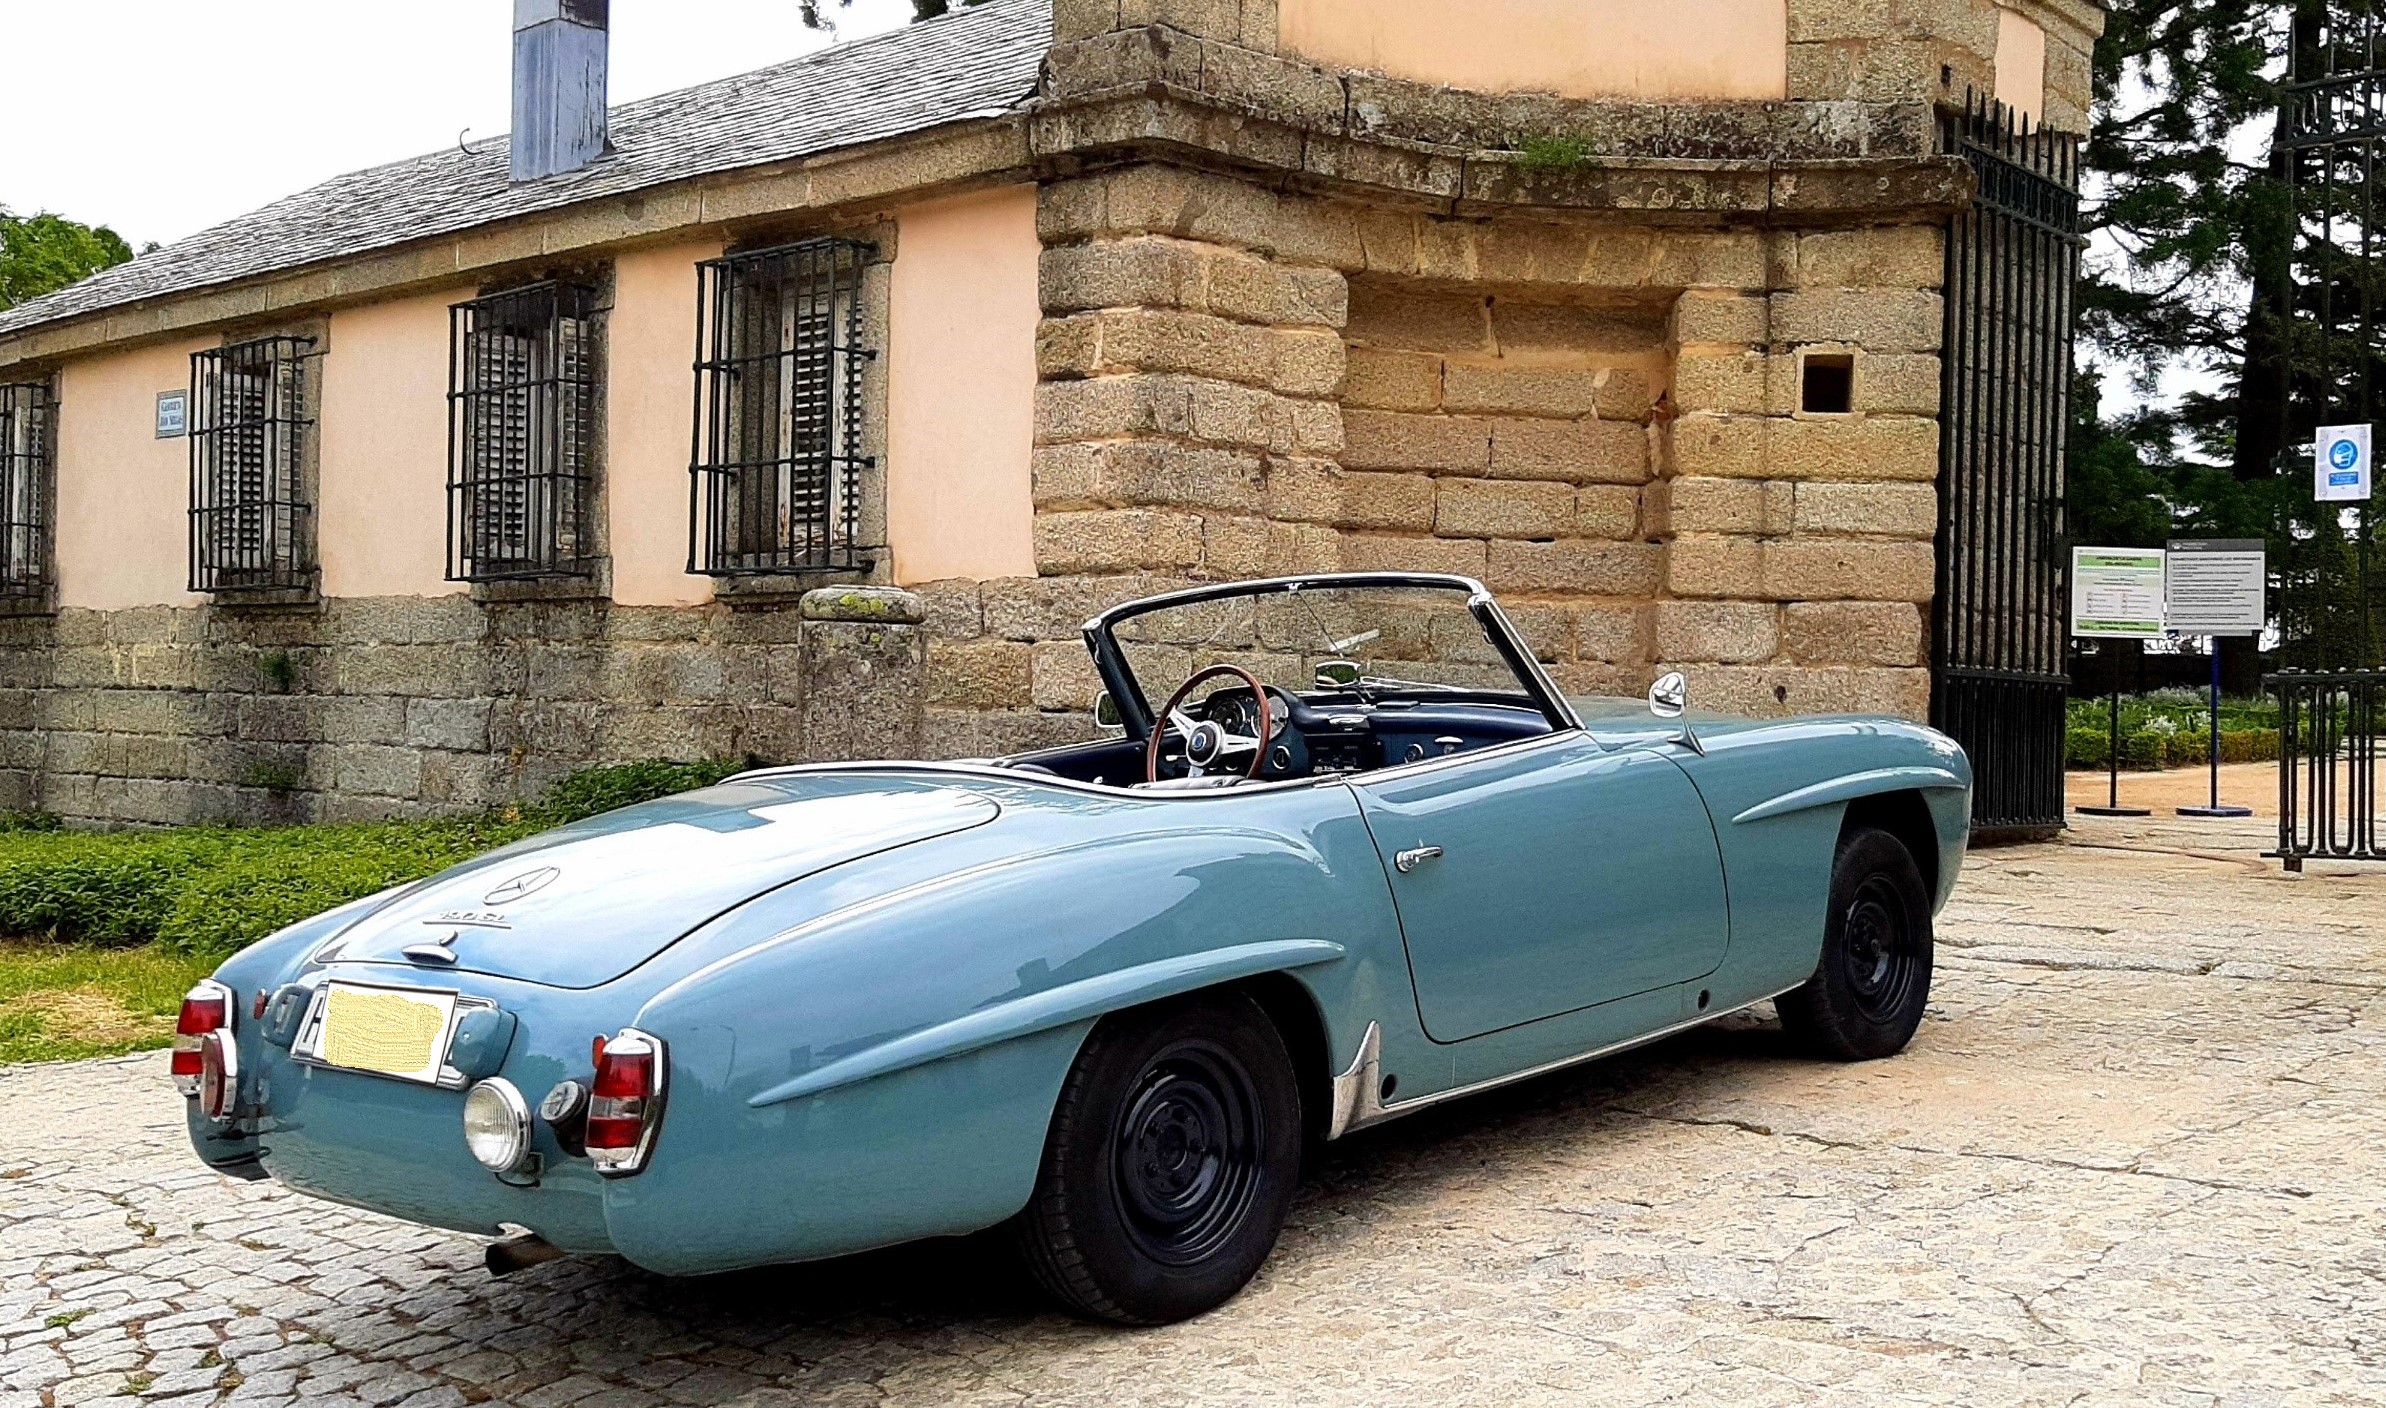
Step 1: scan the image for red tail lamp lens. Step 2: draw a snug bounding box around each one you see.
[591,1049,650,1102]
[172,981,235,1098]
[586,1030,664,1172]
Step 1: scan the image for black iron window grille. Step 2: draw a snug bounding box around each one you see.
[448,281,601,581]
[190,335,316,593]
[689,237,875,576]
[0,381,55,600]
[1932,93,2084,834]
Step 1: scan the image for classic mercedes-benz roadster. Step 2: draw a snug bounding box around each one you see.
[176,573,1970,1324]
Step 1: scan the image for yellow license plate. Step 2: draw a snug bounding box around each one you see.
[315,984,458,1083]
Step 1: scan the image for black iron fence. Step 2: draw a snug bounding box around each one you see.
[2270,669,2384,868]
[1932,93,2082,834]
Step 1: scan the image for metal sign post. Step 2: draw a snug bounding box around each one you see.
[2166,540,2268,819]
[2071,548,2168,818]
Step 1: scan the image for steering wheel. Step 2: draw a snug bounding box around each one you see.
[1146,664,1275,785]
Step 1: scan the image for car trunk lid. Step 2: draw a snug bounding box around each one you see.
[316,776,1000,988]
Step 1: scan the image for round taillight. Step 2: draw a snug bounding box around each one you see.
[195,1033,237,1122]
[463,1079,534,1174]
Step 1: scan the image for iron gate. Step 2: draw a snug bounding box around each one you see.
[2271,1,2386,866]
[1931,94,2083,834]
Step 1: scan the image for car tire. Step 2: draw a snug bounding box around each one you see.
[1778,826,1934,1061]
[1012,990,1304,1325]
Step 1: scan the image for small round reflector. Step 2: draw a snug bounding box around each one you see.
[462,1079,533,1174]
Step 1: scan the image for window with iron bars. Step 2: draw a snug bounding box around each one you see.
[190,335,316,593]
[448,281,601,581]
[689,238,876,576]
[0,381,55,601]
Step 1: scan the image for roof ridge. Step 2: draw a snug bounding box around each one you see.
[0,0,1051,343]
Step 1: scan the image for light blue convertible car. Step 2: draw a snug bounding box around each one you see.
[176,573,1971,1324]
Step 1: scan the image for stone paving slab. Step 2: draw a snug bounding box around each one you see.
[4,813,2383,1406]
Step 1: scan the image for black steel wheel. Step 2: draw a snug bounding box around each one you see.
[1013,991,1302,1325]
[1778,827,1934,1061]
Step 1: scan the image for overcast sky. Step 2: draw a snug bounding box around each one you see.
[2,0,919,249]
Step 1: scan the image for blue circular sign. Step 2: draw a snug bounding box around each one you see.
[2330,437,2361,471]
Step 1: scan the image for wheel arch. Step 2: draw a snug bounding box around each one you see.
[1841,789,1940,899]
[1229,970,1333,1149]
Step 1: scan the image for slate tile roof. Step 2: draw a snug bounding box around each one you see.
[0,0,1049,340]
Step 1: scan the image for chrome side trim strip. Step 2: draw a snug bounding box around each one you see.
[1325,985,1804,1140]
[748,939,1349,1109]
[1732,766,1969,826]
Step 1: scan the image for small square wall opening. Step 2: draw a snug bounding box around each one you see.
[1801,354,1855,415]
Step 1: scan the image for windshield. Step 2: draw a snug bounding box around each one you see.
[1106,583,1542,720]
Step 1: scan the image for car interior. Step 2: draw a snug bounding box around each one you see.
[991,582,1569,792]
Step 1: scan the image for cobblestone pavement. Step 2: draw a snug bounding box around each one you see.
[6,813,2384,1407]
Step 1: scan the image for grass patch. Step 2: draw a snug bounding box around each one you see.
[0,943,216,1063]
[0,760,744,1061]
[0,758,741,958]
[1516,134,1596,173]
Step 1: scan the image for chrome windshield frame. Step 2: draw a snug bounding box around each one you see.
[1081,573,1582,742]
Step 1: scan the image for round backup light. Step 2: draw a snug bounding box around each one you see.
[462,1079,534,1174]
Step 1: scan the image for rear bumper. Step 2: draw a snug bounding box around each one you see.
[186,965,630,1256]
[235,1053,618,1254]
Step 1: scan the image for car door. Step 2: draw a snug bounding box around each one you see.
[1353,731,1730,1043]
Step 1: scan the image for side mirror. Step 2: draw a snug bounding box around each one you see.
[1093,691,1123,730]
[1649,671,1689,720]
[1315,660,1363,689]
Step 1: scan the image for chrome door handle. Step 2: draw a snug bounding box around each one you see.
[1394,845,1444,874]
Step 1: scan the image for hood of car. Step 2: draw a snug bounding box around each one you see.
[315,775,1001,988]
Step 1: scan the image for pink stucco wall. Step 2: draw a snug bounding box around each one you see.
[54,337,211,610]
[607,238,725,608]
[887,185,1040,585]
[1996,6,2048,123]
[1280,0,1789,101]
[320,290,471,600]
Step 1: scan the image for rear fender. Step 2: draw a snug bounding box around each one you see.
[604,805,1406,1274]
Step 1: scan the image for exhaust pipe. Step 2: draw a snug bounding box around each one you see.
[485,1230,568,1278]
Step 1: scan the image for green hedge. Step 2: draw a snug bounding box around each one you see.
[0,759,741,959]
[2065,725,2282,771]
[2064,690,2284,772]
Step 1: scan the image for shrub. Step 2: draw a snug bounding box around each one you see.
[0,758,748,959]
[531,758,744,826]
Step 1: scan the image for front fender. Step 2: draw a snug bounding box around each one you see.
[602,784,1405,1274]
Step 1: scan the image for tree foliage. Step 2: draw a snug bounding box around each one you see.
[0,207,135,312]
[798,0,993,28]
[2073,1,2386,668]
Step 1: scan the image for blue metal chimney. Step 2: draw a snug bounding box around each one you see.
[511,0,610,182]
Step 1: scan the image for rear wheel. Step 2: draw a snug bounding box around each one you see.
[1012,991,1302,1325]
[1778,826,1934,1061]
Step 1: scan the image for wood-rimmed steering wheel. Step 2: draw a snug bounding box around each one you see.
[1145,664,1275,785]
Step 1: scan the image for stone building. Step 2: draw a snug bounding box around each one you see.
[0,0,2100,827]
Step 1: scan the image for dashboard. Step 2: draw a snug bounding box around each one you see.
[1195,686,1552,781]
